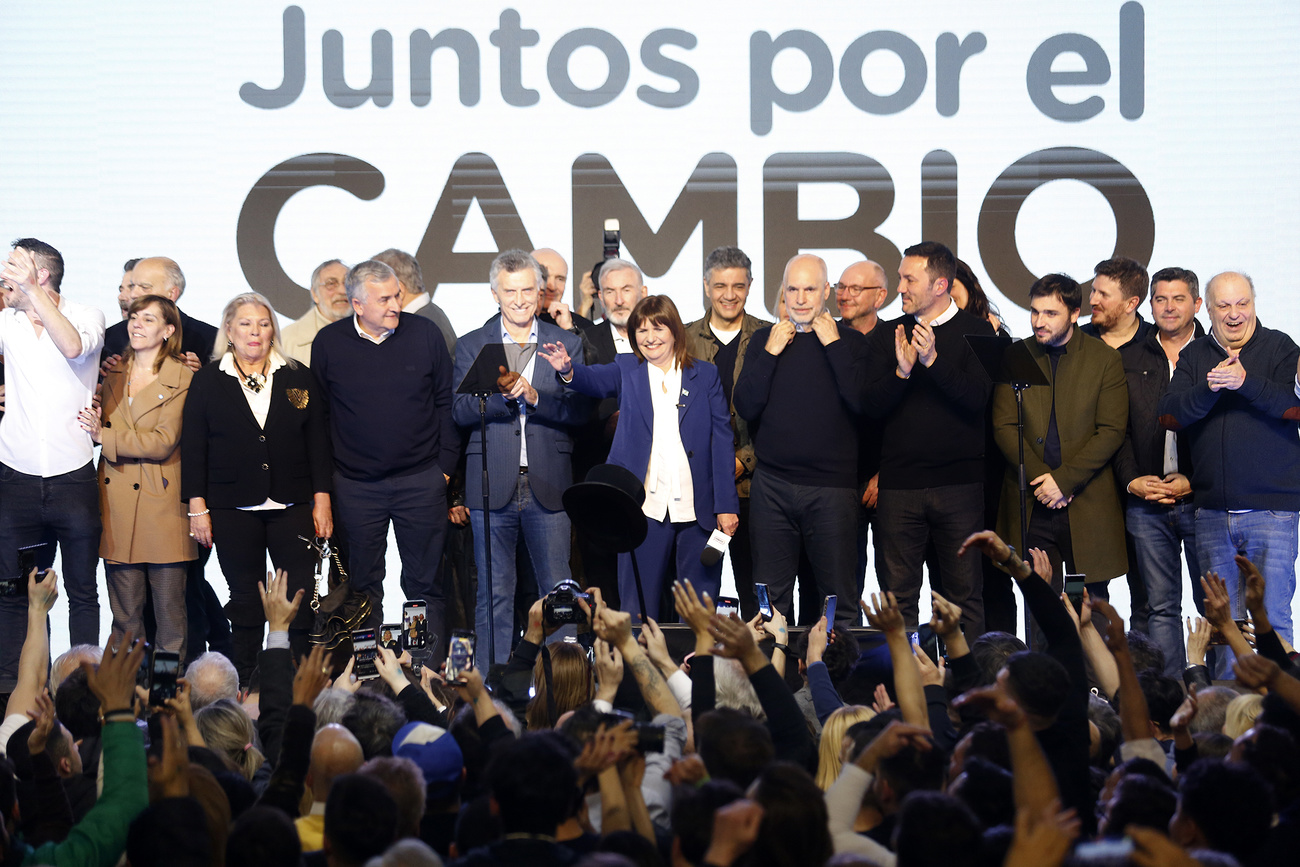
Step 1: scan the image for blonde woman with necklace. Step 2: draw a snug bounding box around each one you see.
[181,292,333,686]
[79,295,196,656]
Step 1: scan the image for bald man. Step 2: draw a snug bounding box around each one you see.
[734,254,869,627]
[1160,271,1300,669]
[835,260,888,336]
[101,256,217,370]
[298,724,366,851]
[533,247,594,334]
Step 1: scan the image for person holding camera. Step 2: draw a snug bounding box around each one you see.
[541,295,739,620]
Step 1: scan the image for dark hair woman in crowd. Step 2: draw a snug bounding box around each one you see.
[540,295,739,618]
[951,257,1008,336]
[79,295,196,655]
[181,291,333,684]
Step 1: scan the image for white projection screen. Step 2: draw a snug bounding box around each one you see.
[4,1,1299,639]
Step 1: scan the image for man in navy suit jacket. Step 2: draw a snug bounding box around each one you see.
[453,250,590,666]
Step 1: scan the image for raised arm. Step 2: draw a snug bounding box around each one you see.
[862,592,928,730]
[6,568,60,719]
[594,598,682,719]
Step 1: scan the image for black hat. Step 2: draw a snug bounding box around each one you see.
[562,464,648,553]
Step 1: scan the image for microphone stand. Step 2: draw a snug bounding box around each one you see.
[476,391,496,665]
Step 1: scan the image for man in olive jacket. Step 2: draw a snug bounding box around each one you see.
[993,274,1129,606]
[685,246,772,619]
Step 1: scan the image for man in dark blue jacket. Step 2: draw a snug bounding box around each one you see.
[1158,271,1300,667]
[453,251,588,667]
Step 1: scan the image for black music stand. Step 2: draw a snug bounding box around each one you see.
[966,334,1050,570]
[456,341,535,664]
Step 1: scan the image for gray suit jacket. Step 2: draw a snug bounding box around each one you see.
[412,298,457,358]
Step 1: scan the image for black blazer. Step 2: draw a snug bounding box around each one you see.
[102,309,219,366]
[181,360,333,509]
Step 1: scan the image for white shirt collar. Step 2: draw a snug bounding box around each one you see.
[354,315,394,344]
[611,321,633,353]
[915,297,958,327]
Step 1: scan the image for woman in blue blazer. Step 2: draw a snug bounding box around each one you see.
[540,295,739,619]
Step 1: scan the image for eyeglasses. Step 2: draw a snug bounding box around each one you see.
[834,283,884,296]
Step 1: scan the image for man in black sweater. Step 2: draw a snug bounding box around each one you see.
[734,254,868,628]
[1159,270,1300,669]
[863,242,993,636]
[312,260,459,650]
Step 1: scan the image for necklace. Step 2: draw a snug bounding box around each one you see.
[232,355,269,393]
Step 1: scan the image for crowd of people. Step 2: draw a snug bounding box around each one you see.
[0,233,1299,866]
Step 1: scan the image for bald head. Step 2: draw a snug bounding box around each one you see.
[782,254,830,327]
[1205,271,1257,350]
[308,723,365,801]
[836,260,888,334]
[130,257,185,302]
[531,248,568,307]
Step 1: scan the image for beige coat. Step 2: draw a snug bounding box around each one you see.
[98,356,198,564]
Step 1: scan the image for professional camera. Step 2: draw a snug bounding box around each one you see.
[543,579,592,626]
[597,711,666,753]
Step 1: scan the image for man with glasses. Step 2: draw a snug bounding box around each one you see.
[734,254,869,627]
[836,260,889,336]
[835,260,890,610]
[685,246,772,618]
[862,242,994,635]
[280,259,351,365]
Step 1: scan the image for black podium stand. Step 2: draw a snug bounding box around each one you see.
[456,341,536,664]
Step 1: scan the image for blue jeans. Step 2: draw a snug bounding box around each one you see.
[1127,499,1201,677]
[471,472,571,667]
[1195,508,1298,677]
[0,462,102,691]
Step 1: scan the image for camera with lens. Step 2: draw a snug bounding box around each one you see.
[543,578,592,626]
[598,711,666,754]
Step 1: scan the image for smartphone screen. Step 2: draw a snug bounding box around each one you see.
[402,600,428,650]
[352,628,379,680]
[822,595,837,626]
[10,543,51,598]
[755,583,773,621]
[715,596,740,617]
[379,624,401,652]
[1064,574,1086,614]
[149,651,180,705]
[447,631,476,682]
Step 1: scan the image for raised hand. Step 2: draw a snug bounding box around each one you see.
[259,569,304,634]
[672,580,715,639]
[913,644,945,688]
[594,638,624,702]
[84,631,147,714]
[928,591,963,637]
[954,683,1028,731]
[1199,572,1235,628]
[1239,555,1267,620]
[538,341,573,376]
[1234,651,1281,690]
[1185,616,1211,667]
[1169,683,1198,732]
[861,592,904,634]
[26,691,57,755]
[638,617,676,677]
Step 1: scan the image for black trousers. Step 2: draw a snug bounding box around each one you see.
[209,505,317,683]
[875,482,985,635]
[749,470,858,628]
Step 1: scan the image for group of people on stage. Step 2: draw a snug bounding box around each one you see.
[3,234,1300,682]
[6,233,1300,867]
